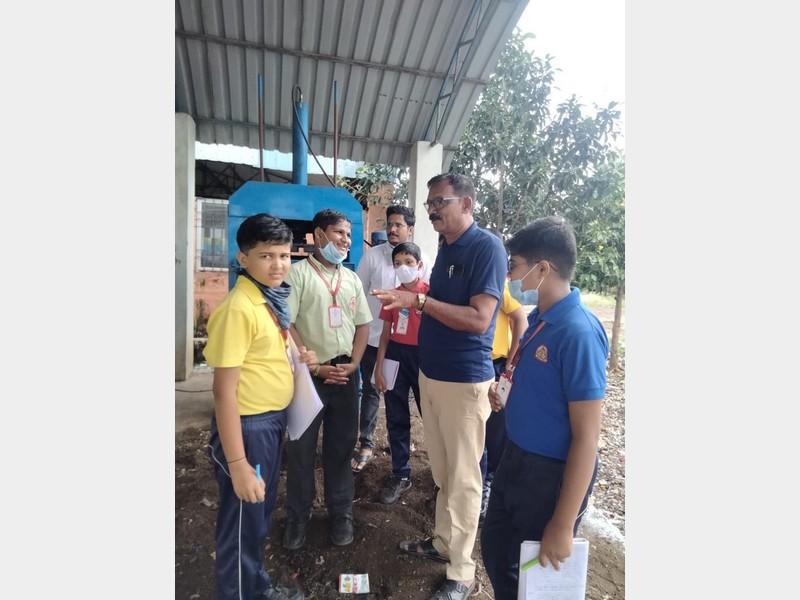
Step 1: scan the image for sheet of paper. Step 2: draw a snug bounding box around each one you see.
[285,336,323,441]
[518,538,589,600]
[370,358,400,391]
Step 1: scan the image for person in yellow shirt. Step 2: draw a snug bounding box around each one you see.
[479,281,528,525]
[204,213,317,600]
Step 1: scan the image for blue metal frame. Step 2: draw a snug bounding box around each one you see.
[227,181,364,290]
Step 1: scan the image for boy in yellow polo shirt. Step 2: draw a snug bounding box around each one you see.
[204,213,318,600]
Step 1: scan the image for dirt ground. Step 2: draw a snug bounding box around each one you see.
[176,307,625,599]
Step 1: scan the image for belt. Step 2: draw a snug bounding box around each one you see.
[324,354,351,366]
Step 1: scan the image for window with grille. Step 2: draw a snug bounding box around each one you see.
[196,198,228,270]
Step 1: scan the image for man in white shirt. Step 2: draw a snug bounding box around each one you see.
[351,205,432,472]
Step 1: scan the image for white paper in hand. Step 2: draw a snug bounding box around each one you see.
[285,337,323,440]
[370,358,400,391]
[518,538,589,600]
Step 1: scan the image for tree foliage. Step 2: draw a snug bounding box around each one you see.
[450,29,625,365]
[451,30,622,240]
[573,150,625,369]
[339,163,409,209]
[451,29,624,288]
[570,150,625,295]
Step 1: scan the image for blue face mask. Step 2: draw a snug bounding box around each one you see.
[508,278,539,305]
[508,261,541,305]
[319,231,347,265]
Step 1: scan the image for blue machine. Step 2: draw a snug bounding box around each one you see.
[226,87,364,290]
[226,181,364,290]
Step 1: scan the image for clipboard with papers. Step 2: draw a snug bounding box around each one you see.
[370,358,400,391]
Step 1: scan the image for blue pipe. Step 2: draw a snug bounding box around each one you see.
[292,99,308,185]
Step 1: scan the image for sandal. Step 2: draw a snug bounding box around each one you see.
[398,536,450,563]
[350,449,374,473]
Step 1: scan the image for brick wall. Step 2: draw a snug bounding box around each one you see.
[193,271,228,335]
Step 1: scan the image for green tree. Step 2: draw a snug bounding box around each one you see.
[451,31,556,238]
[570,151,625,369]
[338,162,409,210]
[451,30,621,233]
[450,29,625,366]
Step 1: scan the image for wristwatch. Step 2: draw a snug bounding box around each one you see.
[416,293,427,311]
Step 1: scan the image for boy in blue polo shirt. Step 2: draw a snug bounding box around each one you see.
[480,216,609,600]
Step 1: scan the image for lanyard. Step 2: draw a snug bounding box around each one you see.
[307,257,343,305]
[266,305,289,343]
[506,321,546,380]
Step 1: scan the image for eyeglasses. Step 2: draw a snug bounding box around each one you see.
[507,258,528,273]
[423,196,462,210]
[508,258,560,274]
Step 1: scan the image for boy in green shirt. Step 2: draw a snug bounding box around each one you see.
[283,209,372,549]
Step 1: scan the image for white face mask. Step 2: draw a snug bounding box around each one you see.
[395,264,420,284]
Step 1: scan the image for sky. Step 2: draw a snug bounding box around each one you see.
[515,0,625,138]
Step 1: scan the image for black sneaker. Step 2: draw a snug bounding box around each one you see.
[283,517,309,550]
[380,477,412,504]
[262,582,305,600]
[330,514,354,546]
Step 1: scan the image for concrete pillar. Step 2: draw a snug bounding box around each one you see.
[408,141,443,267]
[175,113,196,382]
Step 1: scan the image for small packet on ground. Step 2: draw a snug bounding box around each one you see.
[338,573,370,593]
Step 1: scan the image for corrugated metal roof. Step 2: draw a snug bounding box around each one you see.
[176,0,529,170]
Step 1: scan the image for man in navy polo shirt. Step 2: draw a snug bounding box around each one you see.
[480,216,609,600]
[371,173,507,600]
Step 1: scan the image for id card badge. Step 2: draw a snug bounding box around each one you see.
[328,305,343,328]
[286,345,295,373]
[396,309,409,335]
[496,372,513,408]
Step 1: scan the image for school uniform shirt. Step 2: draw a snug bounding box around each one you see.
[357,242,432,347]
[491,282,523,360]
[286,254,373,364]
[203,276,293,415]
[378,280,430,346]
[504,287,609,461]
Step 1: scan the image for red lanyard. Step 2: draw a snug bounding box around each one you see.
[506,321,546,380]
[266,305,289,342]
[307,257,343,305]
